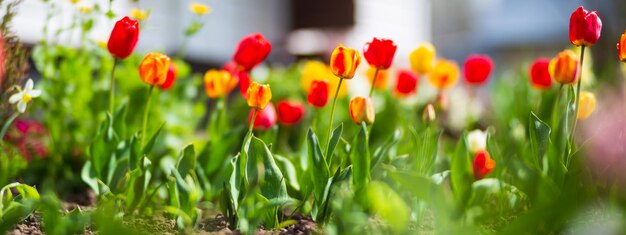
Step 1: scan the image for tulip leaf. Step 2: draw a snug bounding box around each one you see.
[81,161,100,195]
[528,112,550,171]
[128,133,141,171]
[366,181,410,234]
[371,129,400,171]
[142,122,165,157]
[273,154,300,191]
[177,144,196,178]
[350,122,370,190]
[450,133,473,206]
[90,113,117,179]
[306,128,330,207]
[325,123,343,162]
[249,137,288,199]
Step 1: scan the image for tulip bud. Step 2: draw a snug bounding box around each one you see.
[467,129,487,154]
[204,69,237,98]
[159,63,177,90]
[349,96,375,125]
[422,104,436,123]
[577,91,596,120]
[528,58,552,90]
[307,80,329,108]
[248,102,276,130]
[138,52,171,86]
[277,100,306,126]
[463,54,494,85]
[107,16,139,59]
[549,50,579,85]
[409,43,436,75]
[222,61,251,96]
[618,31,626,63]
[394,69,418,97]
[363,37,397,70]
[473,150,495,180]
[233,33,272,72]
[569,6,602,47]
[245,82,272,109]
[330,44,361,79]
[366,67,388,89]
[428,59,459,90]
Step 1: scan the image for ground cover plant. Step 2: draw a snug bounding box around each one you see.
[1,0,626,234]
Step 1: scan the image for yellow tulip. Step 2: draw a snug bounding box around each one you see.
[577,91,596,119]
[204,69,237,98]
[409,43,436,75]
[330,44,361,79]
[428,59,459,90]
[246,82,272,109]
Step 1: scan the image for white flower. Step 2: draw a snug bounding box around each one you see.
[467,129,487,153]
[8,79,41,113]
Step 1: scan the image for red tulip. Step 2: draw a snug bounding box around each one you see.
[472,150,495,180]
[223,61,251,96]
[463,54,493,85]
[528,58,552,90]
[363,38,397,69]
[248,102,276,130]
[233,33,272,71]
[569,6,602,47]
[277,100,306,126]
[159,63,177,90]
[394,69,418,97]
[307,80,329,108]
[107,16,139,59]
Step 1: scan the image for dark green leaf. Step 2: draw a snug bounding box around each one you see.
[350,122,370,189]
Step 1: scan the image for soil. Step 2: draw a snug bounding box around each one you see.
[9,208,317,235]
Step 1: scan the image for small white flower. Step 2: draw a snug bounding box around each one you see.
[467,129,487,153]
[8,79,41,113]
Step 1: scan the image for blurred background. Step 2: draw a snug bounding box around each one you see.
[10,0,626,80]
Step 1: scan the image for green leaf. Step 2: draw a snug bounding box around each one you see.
[306,129,330,206]
[450,133,473,206]
[177,144,196,177]
[128,134,141,171]
[126,167,151,212]
[81,161,100,195]
[249,137,288,199]
[90,114,117,178]
[141,122,165,157]
[350,122,370,189]
[371,129,400,171]
[112,100,128,139]
[325,123,343,162]
[366,181,410,234]
[529,112,550,171]
[273,154,300,191]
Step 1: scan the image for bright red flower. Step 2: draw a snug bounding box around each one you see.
[363,37,397,69]
[307,80,329,108]
[248,102,277,130]
[394,69,418,97]
[107,16,139,59]
[569,6,602,47]
[159,63,177,90]
[223,61,251,96]
[529,58,552,90]
[472,150,495,180]
[463,54,493,85]
[277,100,306,126]
[233,33,272,72]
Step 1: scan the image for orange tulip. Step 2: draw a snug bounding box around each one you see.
[428,59,459,90]
[549,50,579,85]
[618,30,626,62]
[204,69,237,98]
[138,52,171,86]
[349,96,375,125]
[366,66,388,89]
[330,44,361,79]
[245,82,272,109]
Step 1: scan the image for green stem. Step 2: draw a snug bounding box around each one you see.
[141,85,155,147]
[109,58,119,115]
[368,67,380,97]
[247,108,258,138]
[551,84,564,130]
[0,113,20,144]
[324,77,344,155]
[569,46,585,146]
